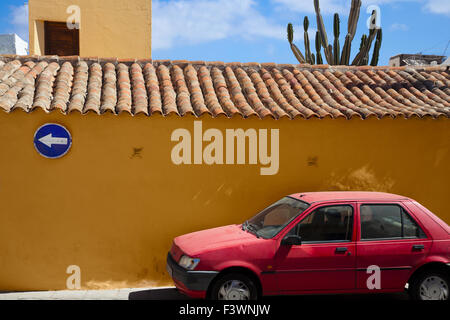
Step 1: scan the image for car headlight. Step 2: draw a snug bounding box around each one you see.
[178,255,200,270]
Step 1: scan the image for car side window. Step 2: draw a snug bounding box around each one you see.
[360,204,426,240]
[401,210,427,238]
[288,205,353,242]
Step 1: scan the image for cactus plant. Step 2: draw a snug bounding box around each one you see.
[287,23,306,63]
[303,17,313,64]
[315,31,324,64]
[370,28,382,66]
[286,0,383,66]
[333,13,340,66]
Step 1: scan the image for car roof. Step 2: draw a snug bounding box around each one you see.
[289,191,410,204]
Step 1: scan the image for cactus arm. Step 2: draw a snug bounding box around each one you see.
[315,30,321,53]
[304,32,312,64]
[353,34,368,66]
[287,23,306,63]
[352,31,376,65]
[340,0,362,65]
[303,17,313,64]
[314,0,334,64]
[333,13,340,65]
[317,53,323,65]
[370,28,382,66]
[291,43,307,64]
[328,44,333,63]
[351,35,365,66]
[360,34,367,51]
[348,0,361,41]
[315,31,324,64]
[287,23,294,44]
[316,52,323,64]
[352,11,378,66]
[340,36,351,65]
[334,38,340,65]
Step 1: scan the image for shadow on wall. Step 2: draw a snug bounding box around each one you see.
[83,279,172,290]
[323,165,395,192]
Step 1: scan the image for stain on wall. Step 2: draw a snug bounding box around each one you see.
[324,165,395,192]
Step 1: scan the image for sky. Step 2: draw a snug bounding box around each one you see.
[0,0,449,66]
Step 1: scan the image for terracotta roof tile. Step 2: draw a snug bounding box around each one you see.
[198,66,225,117]
[184,64,207,116]
[131,63,148,115]
[225,66,256,118]
[51,61,73,112]
[172,64,193,116]
[84,63,102,114]
[67,61,88,113]
[101,62,117,113]
[210,67,239,117]
[158,64,178,116]
[116,63,132,114]
[143,63,162,115]
[32,62,60,112]
[1,55,449,119]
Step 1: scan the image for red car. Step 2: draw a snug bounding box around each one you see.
[166,192,450,300]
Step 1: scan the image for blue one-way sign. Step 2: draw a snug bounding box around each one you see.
[34,123,72,159]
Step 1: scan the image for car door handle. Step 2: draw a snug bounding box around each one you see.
[335,247,348,253]
[412,245,425,251]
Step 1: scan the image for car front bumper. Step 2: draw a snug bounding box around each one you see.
[166,253,218,296]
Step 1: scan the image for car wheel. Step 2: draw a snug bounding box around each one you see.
[409,270,449,301]
[208,273,258,300]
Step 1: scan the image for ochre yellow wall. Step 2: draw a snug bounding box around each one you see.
[0,110,449,291]
[29,0,152,59]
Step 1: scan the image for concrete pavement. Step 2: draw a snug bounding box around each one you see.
[0,287,409,300]
[0,286,186,300]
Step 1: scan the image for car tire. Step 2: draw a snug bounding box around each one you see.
[208,273,259,300]
[409,269,449,301]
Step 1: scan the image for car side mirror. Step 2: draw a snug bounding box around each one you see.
[281,235,302,246]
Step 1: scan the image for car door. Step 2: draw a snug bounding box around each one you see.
[274,202,357,293]
[356,202,432,290]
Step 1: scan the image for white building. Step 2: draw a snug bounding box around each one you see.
[0,34,28,55]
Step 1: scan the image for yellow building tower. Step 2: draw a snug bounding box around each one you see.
[29,0,152,59]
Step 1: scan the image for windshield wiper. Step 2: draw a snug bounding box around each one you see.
[245,222,260,238]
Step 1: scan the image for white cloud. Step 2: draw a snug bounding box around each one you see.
[272,0,448,16]
[272,0,350,15]
[270,0,408,15]
[152,0,290,50]
[424,0,450,15]
[9,4,29,41]
[389,22,409,31]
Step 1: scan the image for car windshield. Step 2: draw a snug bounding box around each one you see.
[243,197,310,239]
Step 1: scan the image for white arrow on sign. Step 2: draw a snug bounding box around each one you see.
[38,133,68,148]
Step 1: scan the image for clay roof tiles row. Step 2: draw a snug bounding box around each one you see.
[0,55,449,119]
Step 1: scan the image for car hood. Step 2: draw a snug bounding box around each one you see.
[173,224,258,257]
